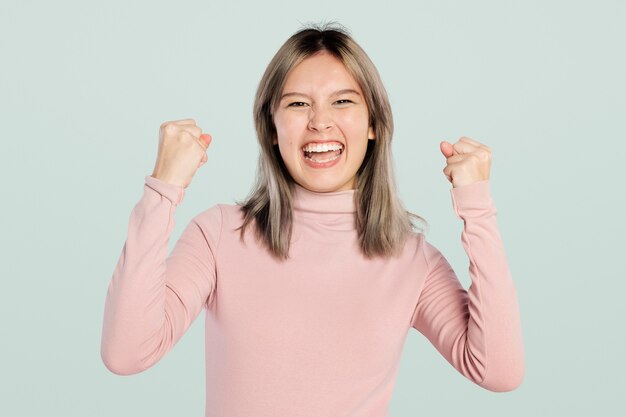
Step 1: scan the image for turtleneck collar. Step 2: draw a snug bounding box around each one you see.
[292,183,357,214]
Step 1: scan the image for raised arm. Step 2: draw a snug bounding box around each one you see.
[101,119,219,374]
[100,175,220,375]
[411,179,524,391]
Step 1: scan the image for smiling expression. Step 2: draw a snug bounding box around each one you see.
[272,50,375,193]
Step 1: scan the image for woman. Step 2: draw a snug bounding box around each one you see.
[101,23,524,417]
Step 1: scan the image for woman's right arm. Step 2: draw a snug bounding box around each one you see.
[100,175,221,375]
[101,119,218,375]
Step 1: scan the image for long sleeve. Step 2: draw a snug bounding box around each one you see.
[100,176,220,375]
[411,180,524,392]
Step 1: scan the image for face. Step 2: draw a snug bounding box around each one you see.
[272,50,375,193]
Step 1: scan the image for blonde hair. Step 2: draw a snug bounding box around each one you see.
[240,22,427,259]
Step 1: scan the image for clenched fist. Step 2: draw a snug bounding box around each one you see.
[440,136,491,188]
[151,118,212,188]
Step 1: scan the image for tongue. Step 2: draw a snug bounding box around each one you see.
[307,150,340,161]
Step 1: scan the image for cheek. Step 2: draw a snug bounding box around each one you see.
[341,113,371,142]
[275,111,306,135]
[274,120,300,164]
[273,114,287,138]
[275,122,303,151]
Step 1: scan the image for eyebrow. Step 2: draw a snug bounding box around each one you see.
[280,89,362,101]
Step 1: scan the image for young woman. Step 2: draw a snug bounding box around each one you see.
[101,24,524,417]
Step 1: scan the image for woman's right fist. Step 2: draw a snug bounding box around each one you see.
[151,119,212,188]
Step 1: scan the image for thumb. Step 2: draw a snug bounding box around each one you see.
[199,133,212,148]
[440,141,454,158]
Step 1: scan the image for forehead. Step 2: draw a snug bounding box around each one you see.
[282,51,362,94]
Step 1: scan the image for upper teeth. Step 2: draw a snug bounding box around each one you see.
[302,142,343,152]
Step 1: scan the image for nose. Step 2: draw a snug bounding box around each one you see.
[307,106,334,132]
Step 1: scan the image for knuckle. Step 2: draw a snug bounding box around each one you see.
[480,149,492,160]
[179,130,194,142]
[163,124,177,135]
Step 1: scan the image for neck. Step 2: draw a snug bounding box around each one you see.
[292,183,357,214]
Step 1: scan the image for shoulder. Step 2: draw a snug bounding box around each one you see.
[404,230,444,269]
[193,203,243,226]
[191,203,246,238]
[181,204,244,253]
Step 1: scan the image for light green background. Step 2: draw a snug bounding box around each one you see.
[2,0,624,416]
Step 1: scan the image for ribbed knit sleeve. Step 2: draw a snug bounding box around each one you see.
[411,180,524,392]
[100,176,220,375]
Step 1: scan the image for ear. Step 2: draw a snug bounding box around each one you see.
[368,125,376,140]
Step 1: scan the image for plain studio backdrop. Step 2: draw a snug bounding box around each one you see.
[1,0,624,416]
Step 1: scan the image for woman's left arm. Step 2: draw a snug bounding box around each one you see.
[411,137,525,392]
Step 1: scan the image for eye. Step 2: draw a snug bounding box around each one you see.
[287,102,308,107]
[334,99,353,105]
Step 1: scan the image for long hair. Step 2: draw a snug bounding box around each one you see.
[239,22,427,260]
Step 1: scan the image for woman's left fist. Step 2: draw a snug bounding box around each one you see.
[440,137,492,188]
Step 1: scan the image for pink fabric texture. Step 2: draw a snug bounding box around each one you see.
[101,176,524,417]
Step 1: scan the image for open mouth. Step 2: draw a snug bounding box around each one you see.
[302,142,344,163]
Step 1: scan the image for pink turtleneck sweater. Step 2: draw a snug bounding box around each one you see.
[101,176,524,417]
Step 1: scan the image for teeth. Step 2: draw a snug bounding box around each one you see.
[302,142,344,152]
